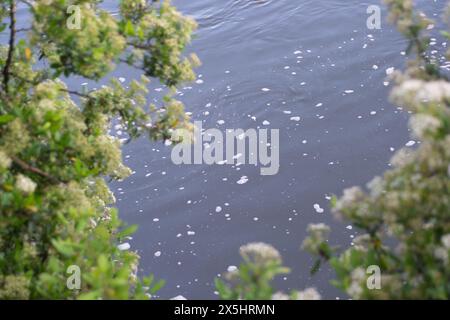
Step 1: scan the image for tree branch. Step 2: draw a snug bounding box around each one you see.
[16,27,31,33]
[3,0,16,94]
[8,71,94,99]
[60,88,92,99]
[126,41,153,51]
[12,156,60,184]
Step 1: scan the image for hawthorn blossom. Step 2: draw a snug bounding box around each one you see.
[15,174,37,194]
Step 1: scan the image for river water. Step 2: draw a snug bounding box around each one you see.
[111,0,449,299]
[11,0,447,299]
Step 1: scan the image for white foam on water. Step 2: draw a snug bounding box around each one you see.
[237,176,249,185]
[227,265,238,272]
[313,204,324,213]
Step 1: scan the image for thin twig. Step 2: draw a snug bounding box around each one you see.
[126,41,153,51]
[12,156,60,184]
[3,0,17,94]
[8,71,94,99]
[61,89,92,99]
[16,27,31,33]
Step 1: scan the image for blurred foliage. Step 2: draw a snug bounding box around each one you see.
[215,243,321,300]
[0,0,197,299]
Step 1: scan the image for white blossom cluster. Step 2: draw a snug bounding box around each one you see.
[271,287,321,300]
[301,223,330,254]
[15,174,37,194]
[0,150,12,170]
[239,242,282,265]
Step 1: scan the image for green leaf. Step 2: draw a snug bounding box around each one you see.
[51,239,75,257]
[0,114,15,125]
[150,279,165,294]
[310,259,322,275]
[215,278,231,299]
[117,224,138,239]
[124,20,135,36]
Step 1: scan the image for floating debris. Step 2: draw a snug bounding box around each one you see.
[313,204,324,213]
[236,176,249,185]
[227,265,238,272]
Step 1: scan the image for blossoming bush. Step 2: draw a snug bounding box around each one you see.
[0,0,198,299]
[215,242,321,300]
[302,0,450,299]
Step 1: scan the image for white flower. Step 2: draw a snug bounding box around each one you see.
[0,150,12,169]
[409,114,441,139]
[353,234,372,250]
[271,292,290,300]
[347,281,363,299]
[334,186,365,212]
[89,218,97,228]
[296,287,321,300]
[390,148,413,168]
[117,242,130,251]
[302,223,330,254]
[15,174,37,194]
[239,242,281,265]
[367,176,384,197]
[351,267,367,281]
[393,79,450,104]
[347,267,366,299]
[419,81,450,101]
[441,234,450,249]
[307,223,330,235]
[434,247,448,264]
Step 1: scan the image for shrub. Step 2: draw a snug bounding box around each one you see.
[215,242,321,300]
[0,0,198,299]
